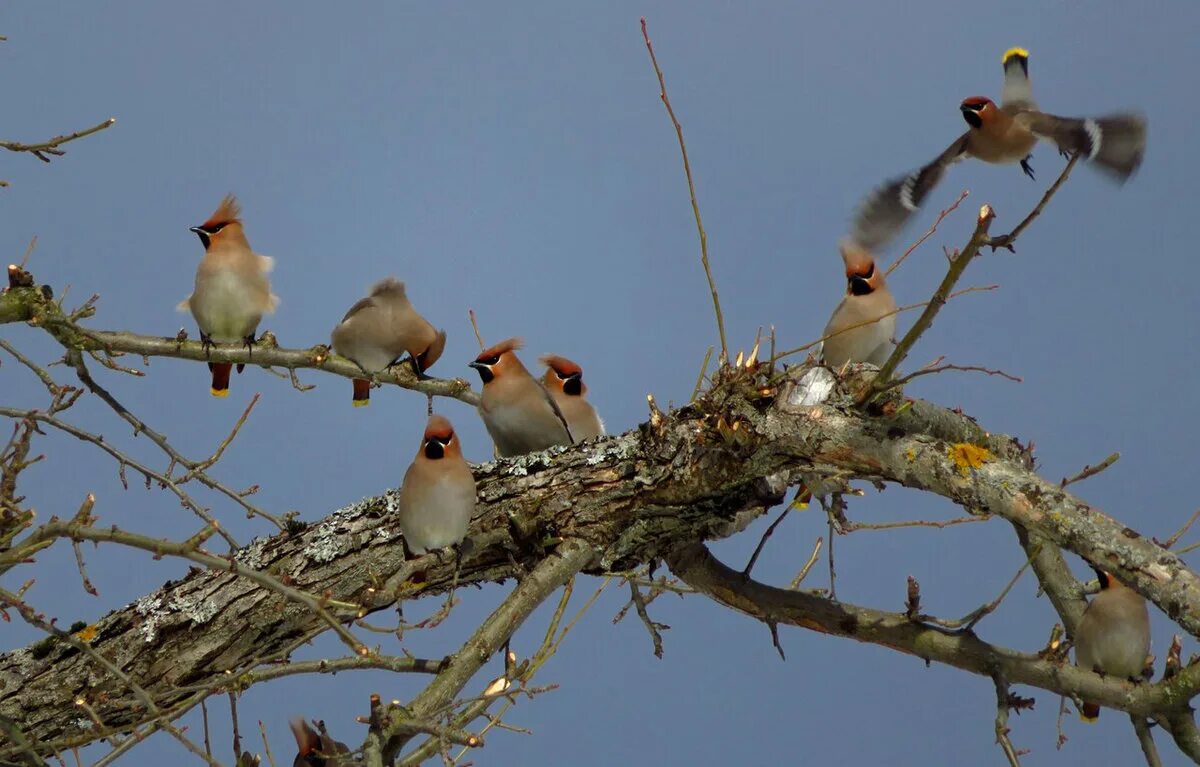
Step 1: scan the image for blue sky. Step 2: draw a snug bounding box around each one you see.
[3,2,1199,764]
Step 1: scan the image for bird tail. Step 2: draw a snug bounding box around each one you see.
[1033,113,1147,181]
[352,378,370,407]
[1080,702,1100,722]
[1000,47,1034,109]
[209,362,232,398]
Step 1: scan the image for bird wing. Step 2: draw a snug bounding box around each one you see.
[848,133,969,251]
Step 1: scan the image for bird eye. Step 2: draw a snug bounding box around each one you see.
[478,355,500,366]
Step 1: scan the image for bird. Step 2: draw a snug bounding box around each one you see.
[178,194,278,397]
[469,338,574,457]
[1075,571,1147,720]
[850,47,1147,253]
[289,717,350,767]
[329,278,447,406]
[1074,568,1151,721]
[539,354,605,441]
[819,240,897,369]
[396,414,476,555]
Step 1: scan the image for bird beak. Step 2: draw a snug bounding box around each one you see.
[189,226,211,248]
[468,362,486,372]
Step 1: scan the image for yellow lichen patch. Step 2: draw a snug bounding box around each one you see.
[74,624,99,643]
[948,443,991,476]
[905,447,917,463]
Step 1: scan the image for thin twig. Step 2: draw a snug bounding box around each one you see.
[1161,509,1200,550]
[641,17,728,362]
[993,675,1024,767]
[468,309,485,351]
[770,284,998,364]
[886,189,969,277]
[19,236,37,269]
[628,581,666,658]
[0,118,115,161]
[841,515,988,533]
[691,346,713,401]
[1060,452,1120,488]
[864,205,998,401]
[742,507,790,578]
[878,359,1023,391]
[1131,714,1164,767]
[987,153,1081,251]
[788,537,823,589]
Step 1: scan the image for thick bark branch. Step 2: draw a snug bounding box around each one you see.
[2,341,1199,759]
[667,541,1199,718]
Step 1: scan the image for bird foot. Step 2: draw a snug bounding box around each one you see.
[1020,156,1036,180]
[200,332,215,359]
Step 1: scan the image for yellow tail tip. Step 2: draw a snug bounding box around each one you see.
[1003,46,1029,63]
[1079,713,1098,724]
[210,388,230,398]
[352,399,370,408]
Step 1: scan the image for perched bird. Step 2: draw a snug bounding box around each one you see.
[396,414,476,555]
[289,717,349,767]
[1074,569,1151,721]
[329,278,446,406]
[469,338,573,457]
[819,241,897,368]
[850,47,1147,253]
[539,354,605,442]
[178,194,278,397]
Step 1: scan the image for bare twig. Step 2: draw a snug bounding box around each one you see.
[641,17,727,362]
[987,153,1081,251]
[468,309,485,351]
[878,359,1023,391]
[742,506,790,579]
[1060,452,1120,488]
[691,346,713,401]
[841,515,988,533]
[865,205,998,400]
[1131,714,1164,767]
[788,537,823,589]
[886,189,969,277]
[628,580,667,658]
[0,118,115,162]
[1162,509,1200,550]
[992,675,1025,767]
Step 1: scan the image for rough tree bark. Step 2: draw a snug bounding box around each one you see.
[3,274,1200,763]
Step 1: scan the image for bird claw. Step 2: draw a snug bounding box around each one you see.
[987,235,1016,253]
[200,332,214,359]
[1020,156,1036,180]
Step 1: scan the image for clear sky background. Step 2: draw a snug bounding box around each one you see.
[3,2,1198,765]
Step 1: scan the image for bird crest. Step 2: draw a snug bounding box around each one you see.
[423,414,455,441]
[200,194,242,229]
[369,277,407,298]
[476,337,523,362]
[838,239,878,279]
[539,354,583,378]
[960,96,993,111]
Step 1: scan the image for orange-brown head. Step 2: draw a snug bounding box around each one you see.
[416,329,447,374]
[839,240,885,298]
[468,337,525,386]
[959,96,996,130]
[540,354,587,397]
[420,414,462,460]
[190,194,248,250]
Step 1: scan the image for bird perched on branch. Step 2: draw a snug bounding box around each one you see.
[819,241,897,369]
[178,194,278,397]
[289,717,350,767]
[539,354,605,442]
[397,414,475,555]
[1074,569,1150,721]
[329,278,446,406]
[850,47,1147,253]
[469,338,573,457]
